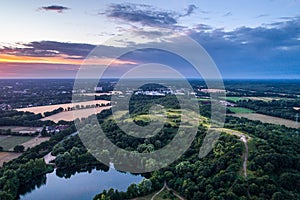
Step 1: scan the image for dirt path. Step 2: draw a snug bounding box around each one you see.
[151,181,185,200]
[214,128,250,178]
[240,135,248,178]
[44,152,56,165]
[151,181,166,200]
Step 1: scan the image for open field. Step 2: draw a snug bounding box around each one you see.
[0,135,49,151]
[191,97,211,102]
[230,113,300,129]
[21,136,50,150]
[228,107,255,114]
[225,96,295,102]
[0,126,42,134]
[16,100,110,115]
[0,136,33,150]
[0,152,22,166]
[224,97,248,102]
[114,109,207,128]
[41,106,111,122]
[245,97,276,101]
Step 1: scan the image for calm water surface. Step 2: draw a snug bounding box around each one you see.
[20,168,142,200]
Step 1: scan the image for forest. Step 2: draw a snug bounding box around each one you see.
[0,80,300,199]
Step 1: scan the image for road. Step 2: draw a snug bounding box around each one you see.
[214,128,250,178]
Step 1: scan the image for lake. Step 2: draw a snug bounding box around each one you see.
[20,167,143,200]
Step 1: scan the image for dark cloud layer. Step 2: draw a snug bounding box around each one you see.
[104,3,197,28]
[189,18,300,78]
[1,16,299,78]
[0,41,95,59]
[40,5,69,13]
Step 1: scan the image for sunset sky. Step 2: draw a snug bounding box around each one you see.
[0,0,300,79]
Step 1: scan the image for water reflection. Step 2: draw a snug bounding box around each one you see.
[19,165,142,200]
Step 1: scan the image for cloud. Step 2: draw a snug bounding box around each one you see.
[103,3,196,28]
[39,5,69,13]
[0,41,95,59]
[0,41,138,67]
[188,18,300,78]
[223,12,232,17]
[256,14,269,18]
[104,3,177,27]
[1,16,300,79]
[180,4,197,17]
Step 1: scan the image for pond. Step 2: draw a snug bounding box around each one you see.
[20,167,143,200]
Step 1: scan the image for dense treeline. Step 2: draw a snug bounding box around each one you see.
[237,99,300,120]
[0,128,37,137]
[52,135,109,177]
[44,107,64,117]
[0,110,55,127]
[224,80,300,97]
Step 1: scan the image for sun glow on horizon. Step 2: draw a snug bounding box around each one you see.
[0,54,138,66]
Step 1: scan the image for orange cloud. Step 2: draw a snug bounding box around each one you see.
[0,54,137,66]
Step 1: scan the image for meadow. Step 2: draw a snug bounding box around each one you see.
[228,107,255,114]
[0,135,33,150]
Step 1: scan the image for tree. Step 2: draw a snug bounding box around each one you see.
[13,145,24,152]
[138,179,152,195]
[41,126,48,137]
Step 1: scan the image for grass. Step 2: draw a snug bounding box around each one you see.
[231,113,300,129]
[153,189,180,200]
[131,192,156,200]
[228,107,254,114]
[0,136,33,150]
[111,108,208,130]
[224,97,248,102]
[191,97,210,102]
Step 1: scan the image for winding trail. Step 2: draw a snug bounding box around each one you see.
[151,181,185,200]
[214,128,250,178]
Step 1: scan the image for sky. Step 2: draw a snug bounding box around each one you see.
[0,0,299,79]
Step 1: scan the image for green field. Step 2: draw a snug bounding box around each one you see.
[225,97,248,102]
[191,97,211,102]
[228,107,254,114]
[0,136,33,150]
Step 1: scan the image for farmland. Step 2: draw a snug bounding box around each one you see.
[21,136,50,150]
[16,100,110,115]
[41,106,111,122]
[0,126,42,134]
[230,113,300,129]
[0,135,50,151]
[0,136,33,150]
[0,152,22,166]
